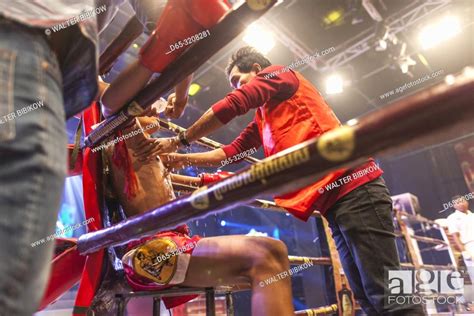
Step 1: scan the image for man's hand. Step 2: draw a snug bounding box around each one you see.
[134,137,181,162]
[164,92,188,119]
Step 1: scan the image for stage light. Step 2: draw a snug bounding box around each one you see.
[132,43,139,49]
[220,220,226,227]
[188,83,201,96]
[347,118,358,126]
[325,74,344,94]
[323,9,344,26]
[272,228,280,240]
[445,74,455,85]
[419,16,461,50]
[243,23,275,54]
[327,10,342,23]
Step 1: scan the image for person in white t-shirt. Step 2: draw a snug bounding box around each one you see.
[446,195,474,304]
[447,195,474,260]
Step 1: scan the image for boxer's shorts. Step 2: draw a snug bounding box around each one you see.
[123,231,201,289]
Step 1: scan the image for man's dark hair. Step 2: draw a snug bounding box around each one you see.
[225,46,272,77]
[452,195,466,202]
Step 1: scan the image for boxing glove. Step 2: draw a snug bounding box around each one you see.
[199,171,234,186]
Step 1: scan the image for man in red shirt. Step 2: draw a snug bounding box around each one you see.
[135,47,424,315]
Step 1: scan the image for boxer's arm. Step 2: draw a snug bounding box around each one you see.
[175,74,192,104]
[101,61,154,118]
[100,64,193,119]
[165,74,193,119]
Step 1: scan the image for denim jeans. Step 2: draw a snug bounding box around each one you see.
[325,177,425,315]
[0,20,66,315]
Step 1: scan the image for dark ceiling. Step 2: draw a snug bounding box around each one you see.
[93,0,473,149]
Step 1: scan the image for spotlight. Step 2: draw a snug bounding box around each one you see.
[325,10,342,23]
[325,74,344,95]
[347,118,358,126]
[132,43,139,49]
[419,16,461,50]
[243,23,275,54]
[220,220,226,227]
[323,9,344,27]
[188,83,201,96]
[445,74,455,85]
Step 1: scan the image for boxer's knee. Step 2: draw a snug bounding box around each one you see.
[244,237,289,279]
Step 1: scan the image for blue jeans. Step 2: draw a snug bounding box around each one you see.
[0,20,66,315]
[325,177,425,315]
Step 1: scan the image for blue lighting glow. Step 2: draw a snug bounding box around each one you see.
[272,228,280,240]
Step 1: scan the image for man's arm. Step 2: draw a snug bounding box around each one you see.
[134,66,297,156]
[450,232,465,252]
[156,121,261,167]
[162,148,227,167]
[133,107,226,159]
[447,218,465,252]
[210,65,298,124]
[170,173,203,187]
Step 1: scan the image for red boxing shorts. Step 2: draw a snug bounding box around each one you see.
[122,225,201,309]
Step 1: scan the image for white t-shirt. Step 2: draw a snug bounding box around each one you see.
[447,210,474,245]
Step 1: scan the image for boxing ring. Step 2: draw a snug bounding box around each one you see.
[78,67,474,254]
[40,0,474,314]
[67,67,474,315]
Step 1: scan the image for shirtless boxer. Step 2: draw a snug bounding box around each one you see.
[104,116,294,315]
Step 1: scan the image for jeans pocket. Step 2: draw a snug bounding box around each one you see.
[371,193,396,233]
[0,49,17,141]
[362,178,396,233]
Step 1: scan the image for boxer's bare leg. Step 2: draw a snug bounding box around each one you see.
[182,236,294,316]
